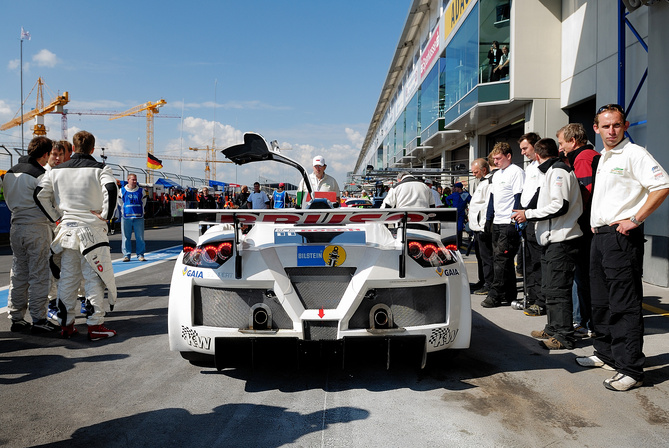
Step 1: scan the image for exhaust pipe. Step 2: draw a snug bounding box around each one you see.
[369,304,393,330]
[250,304,272,331]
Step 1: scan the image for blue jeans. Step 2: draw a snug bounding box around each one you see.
[122,218,145,258]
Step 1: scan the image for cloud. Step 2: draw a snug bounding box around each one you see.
[8,59,29,71]
[345,127,364,149]
[33,49,58,67]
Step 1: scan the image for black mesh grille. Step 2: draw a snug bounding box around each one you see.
[303,321,339,341]
[285,267,356,310]
[348,284,446,329]
[194,287,292,329]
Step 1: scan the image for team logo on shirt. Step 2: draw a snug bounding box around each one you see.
[610,167,624,176]
[652,166,665,179]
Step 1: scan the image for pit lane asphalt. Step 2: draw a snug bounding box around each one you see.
[1,225,668,447]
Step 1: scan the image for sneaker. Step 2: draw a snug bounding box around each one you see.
[88,324,117,341]
[61,323,79,338]
[575,355,616,371]
[573,324,589,338]
[138,256,146,262]
[540,337,566,350]
[524,304,546,316]
[474,287,490,295]
[480,296,502,308]
[531,329,550,340]
[31,319,60,334]
[10,318,31,332]
[122,256,130,262]
[604,373,643,391]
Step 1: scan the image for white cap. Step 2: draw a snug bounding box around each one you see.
[313,155,326,166]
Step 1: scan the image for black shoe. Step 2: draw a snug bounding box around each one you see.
[469,282,484,292]
[481,296,502,308]
[11,319,31,332]
[524,304,546,316]
[474,287,490,295]
[31,319,61,334]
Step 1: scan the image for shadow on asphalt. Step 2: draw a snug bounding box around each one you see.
[28,404,370,448]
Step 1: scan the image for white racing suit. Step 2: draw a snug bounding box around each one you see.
[2,156,52,323]
[51,222,117,325]
[35,153,118,327]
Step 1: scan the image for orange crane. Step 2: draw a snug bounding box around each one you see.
[0,77,69,137]
[188,145,228,182]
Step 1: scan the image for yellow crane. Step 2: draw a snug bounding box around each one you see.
[0,77,69,137]
[188,145,228,182]
[109,99,166,182]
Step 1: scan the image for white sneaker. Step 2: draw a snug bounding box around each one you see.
[604,373,643,391]
[575,355,615,371]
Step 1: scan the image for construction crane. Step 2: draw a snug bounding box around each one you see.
[188,145,228,182]
[61,108,180,141]
[109,99,166,182]
[0,77,69,138]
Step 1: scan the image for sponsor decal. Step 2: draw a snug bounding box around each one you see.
[429,327,459,348]
[420,25,440,78]
[181,326,211,350]
[182,267,204,278]
[435,267,459,277]
[652,166,665,179]
[555,175,563,187]
[611,167,624,176]
[97,265,104,272]
[298,246,325,266]
[323,245,346,267]
[444,0,472,39]
[216,210,449,226]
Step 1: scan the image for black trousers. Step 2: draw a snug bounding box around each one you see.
[590,226,645,381]
[524,224,544,307]
[474,231,494,287]
[490,223,520,302]
[574,232,593,328]
[542,239,579,348]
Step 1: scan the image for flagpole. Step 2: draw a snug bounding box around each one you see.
[20,36,24,151]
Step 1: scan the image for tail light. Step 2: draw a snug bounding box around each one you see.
[183,241,233,268]
[407,240,458,268]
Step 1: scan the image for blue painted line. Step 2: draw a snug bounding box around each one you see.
[0,245,182,311]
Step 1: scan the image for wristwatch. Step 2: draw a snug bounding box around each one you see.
[630,216,643,226]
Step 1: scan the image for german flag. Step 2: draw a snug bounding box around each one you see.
[147,153,163,170]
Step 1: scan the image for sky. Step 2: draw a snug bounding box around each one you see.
[0,0,409,189]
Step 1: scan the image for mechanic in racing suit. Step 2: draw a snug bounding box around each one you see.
[3,137,58,333]
[35,130,119,340]
[381,171,436,209]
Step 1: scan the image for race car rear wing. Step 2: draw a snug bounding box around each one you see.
[183,208,458,279]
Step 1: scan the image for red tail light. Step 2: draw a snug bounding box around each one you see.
[183,241,233,268]
[407,239,457,268]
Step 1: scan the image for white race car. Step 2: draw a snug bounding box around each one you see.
[168,133,471,369]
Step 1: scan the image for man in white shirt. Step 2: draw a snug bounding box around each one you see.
[381,172,435,208]
[481,142,525,308]
[575,104,669,391]
[517,133,546,317]
[467,158,493,294]
[298,155,340,205]
[248,182,270,209]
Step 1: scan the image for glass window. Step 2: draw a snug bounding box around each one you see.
[420,62,441,130]
[443,3,479,112]
[480,0,511,83]
[406,91,419,144]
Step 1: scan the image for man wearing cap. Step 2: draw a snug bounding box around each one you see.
[298,155,340,205]
[445,182,471,249]
[273,183,289,208]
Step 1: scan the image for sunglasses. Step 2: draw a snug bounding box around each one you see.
[596,103,626,118]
